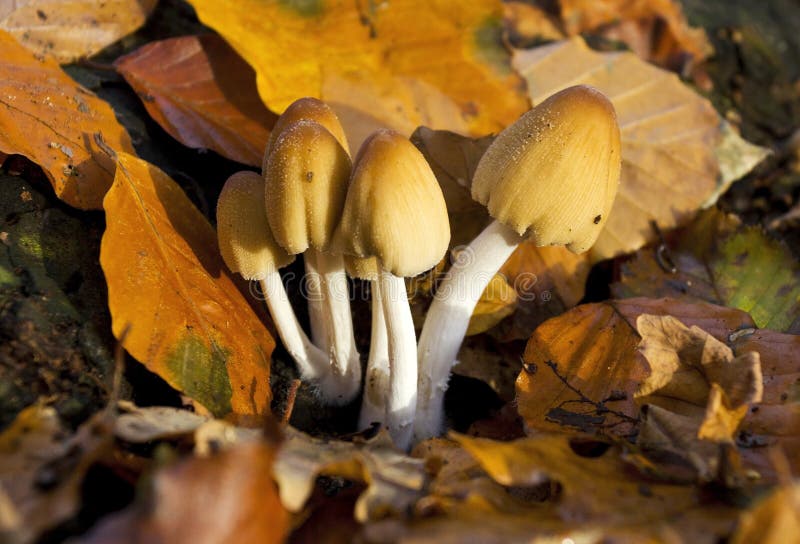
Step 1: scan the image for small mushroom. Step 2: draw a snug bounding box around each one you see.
[264,116,361,403]
[216,171,336,393]
[415,85,622,441]
[337,129,450,449]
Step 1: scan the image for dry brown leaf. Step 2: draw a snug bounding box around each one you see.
[186,0,529,148]
[0,0,156,63]
[516,298,756,436]
[503,2,565,45]
[100,152,274,421]
[512,37,767,261]
[114,35,277,166]
[273,427,427,523]
[0,405,113,544]
[80,441,290,544]
[0,29,135,209]
[559,0,712,69]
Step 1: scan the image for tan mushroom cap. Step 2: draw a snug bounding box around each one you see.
[344,254,380,281]
[337,129,450,278]
[262,97,349,172]
[471,85,621,254]
[217,171,294,280]
[264,120,352,255]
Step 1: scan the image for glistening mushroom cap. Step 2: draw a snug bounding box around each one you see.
[263,97,349,172]
[217,171,294,280]
[471,85,622,254]
[264,120,352,255]
[337,129,450,278]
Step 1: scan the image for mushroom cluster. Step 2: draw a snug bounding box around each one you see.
[216,85,621,450]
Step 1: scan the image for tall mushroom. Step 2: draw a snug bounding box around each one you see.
[337,129,450,449]
[217,171,341,396]
[264,117,361,403]
[414,85,622,441]
[262,98,351,354]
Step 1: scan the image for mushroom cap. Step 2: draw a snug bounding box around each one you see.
[471,85,621,254]
[217,171,294,280]
[262,97,349,173]
[344,254,380,281]
[264,120,352,255]
[337,129,450,278]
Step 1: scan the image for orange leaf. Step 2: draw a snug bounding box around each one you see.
[81,442,290,544]
[186,0,529,147]
[467,273,517,336]
[516,298,755,436]
[115,35,277,167]
[0,29,135,209]
[100,152,274,421]
[0,0,157,63]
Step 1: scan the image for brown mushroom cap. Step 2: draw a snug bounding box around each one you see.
[217,171,294,280]
[471,85,621,254]
[264,120,352,255]
[262,97,349,172]
[337,129,450,278]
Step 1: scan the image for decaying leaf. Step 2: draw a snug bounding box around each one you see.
[0,405,113,544]
[187,0,529,147]
[512,37,768,260]
[81,441,290,544]
[0,0,157,63]
[100,152,274,421]
[614,209,800,333]
[273,427,427,522]
[559,0,713,69]
[730,482,800,544]
[515,298,755,435]
[115,34,277,167]
[0,29,135,209]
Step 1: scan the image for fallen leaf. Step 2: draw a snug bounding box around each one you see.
[467,273,517,336]
[614,209,800,333]
[0,29,135,209]
[0,0,156,63]
[516,298,755,436]
[114,34,277,167]
[100,152,274,421]
[273,427,427,522]
[503,2,565,46]
[451,337,522,402]
[0,405,113,544]
[512,37,768,260]
[558,0,713,70]
[730,482,800,544]
[80,441,290,544]
[187,0,529,147]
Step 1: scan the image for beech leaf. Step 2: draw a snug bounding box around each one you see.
[100,152,274,421]
[0,29,135,209]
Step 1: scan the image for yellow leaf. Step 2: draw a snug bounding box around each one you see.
[100,152,274,421]
[186,0,529,147]
[467,273,518,336]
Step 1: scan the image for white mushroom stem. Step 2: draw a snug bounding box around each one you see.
[259,272,329,382]
[358,283,389,431]
[316,251,362,403]
[304,251,328,351]
[415,219,522,442]
[378,270,418,450]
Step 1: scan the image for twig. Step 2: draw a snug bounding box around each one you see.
[282,379,301,424]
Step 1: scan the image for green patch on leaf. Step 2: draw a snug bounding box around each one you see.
[613,209,800,333]
[166,333,233,417]
[473,16,512,76]
[278,0,324,18]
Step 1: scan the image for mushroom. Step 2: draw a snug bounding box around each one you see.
[264,116,361,403]
[262,98,350,355]
[337,129,450,449]
[217,171,338,395]
[414,85,622,441]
